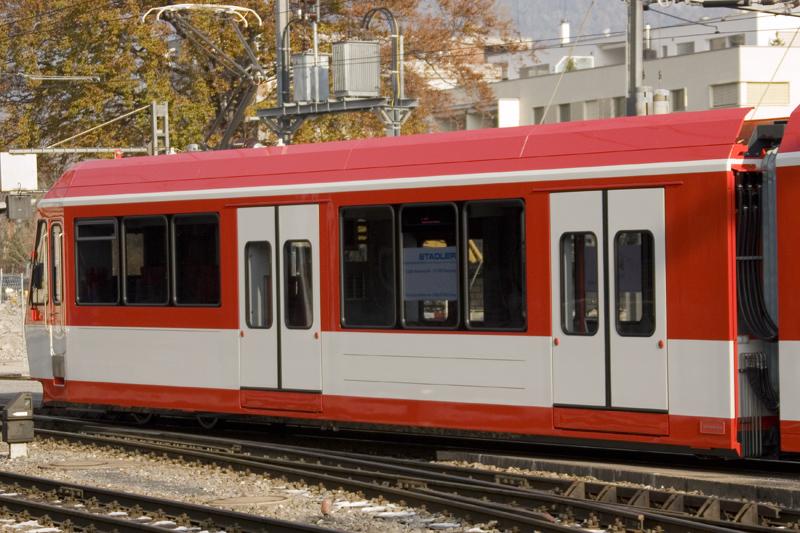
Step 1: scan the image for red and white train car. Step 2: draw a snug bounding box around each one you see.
[25,106,800,457]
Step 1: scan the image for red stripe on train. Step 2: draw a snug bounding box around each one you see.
[37,378,738,453]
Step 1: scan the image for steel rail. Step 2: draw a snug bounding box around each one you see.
[49,419,794,531]
[34,422,751,533]
[0,469,339,533]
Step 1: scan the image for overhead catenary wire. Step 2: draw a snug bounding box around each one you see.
[46,104,150,148]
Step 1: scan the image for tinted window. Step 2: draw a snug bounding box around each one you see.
[615,230,655,336]
[172,214,220,306]
[561,232,599,335]
[124,216,168,305]
[401,204,459,328]
[284,240,313,329]
[340,206,395,328]
[246,241,272,329]
[50,224,63,305]
[30,220,48,306]
[464,200,525,330]
[76,219,119,304]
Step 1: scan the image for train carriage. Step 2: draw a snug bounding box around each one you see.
[25,106,800,457]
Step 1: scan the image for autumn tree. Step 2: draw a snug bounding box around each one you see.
[0,0,517,270]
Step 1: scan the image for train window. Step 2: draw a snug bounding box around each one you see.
[75,219,119,305]
[560,232,599,336]
[30,220,49,306]
[464,200,526,330]
[340,206,395,328]
[50,223,63,305]
[123,216,168,305]
[172,214,220,306]
[284,240,313,329]
[400,203,459,329]
[614,230,655,337]
[245,241,272,329]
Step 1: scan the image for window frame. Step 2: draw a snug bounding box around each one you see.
[339,205,397,329]
[170,212,221,308]
[245,240,273,330]
[50,222,63,306]
[283,239,314,330]
[74,217,120,306]
[122,215,170,307]
[613,229,656,338]
[559,231,600,337]
[30,219,49,307]
[398,202,461,330]
[462,198,527,332]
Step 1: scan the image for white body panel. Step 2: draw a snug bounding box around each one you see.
[607,188,668,410]
[66,327,239,388]
[278,205,322,391]
[25,325,52,379]
[549,191,606,407]
[779,341,800,422]
[668,339,734,419]
[324,332,552,406]
[237,207,278,389]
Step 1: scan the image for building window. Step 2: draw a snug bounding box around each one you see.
[30,220,49,306]
[172,214,220,306]
[401,203,459,329]
[561,232,599,336]
[558,103,571,123]
[671,88,687,112]
[612,96,626,118]
[711,82,739,108]
[728,34,745,47]
[709,36,727,51]
[284,240,313,329]
[584,100,599,120]
[745,82,790,106]
[533,106,545,124]
[464,200,525,330]
[50,223,62,305]
[614,231,655,337]
[245,241,272,329]
[75,219,119,305]
[676,41,695,55]
[340,206,395,328]
[123,216,168,305]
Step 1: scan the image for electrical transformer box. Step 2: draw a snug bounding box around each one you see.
[333,41,381,98]
[0,153,37,192]
[292,53,330,103]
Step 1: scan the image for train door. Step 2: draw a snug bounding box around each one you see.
[49,221,66,379]
[237,204,321,394]
[237,207,279,389]
[278,204,321,391]
[551,188,668,412]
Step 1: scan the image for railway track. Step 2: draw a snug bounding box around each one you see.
[33,415,794,532]
[0,468,336,532]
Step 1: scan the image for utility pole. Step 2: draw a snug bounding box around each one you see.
[626,0,644,116]
[274,0,290,108]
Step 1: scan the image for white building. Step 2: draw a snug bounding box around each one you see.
[437,11,800,131]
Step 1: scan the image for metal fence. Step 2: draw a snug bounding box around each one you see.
[0,270,27,305]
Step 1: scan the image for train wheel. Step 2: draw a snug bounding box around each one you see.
[131,412,154,425]
[196,415,219,430]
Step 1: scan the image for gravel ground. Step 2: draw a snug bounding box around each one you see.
[0,439,499,532]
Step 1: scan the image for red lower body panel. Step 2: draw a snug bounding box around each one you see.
[37,378,739,453]
[781,421,800,453]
